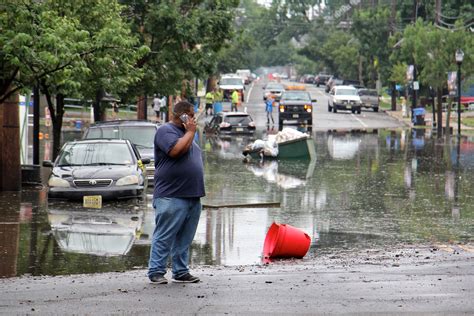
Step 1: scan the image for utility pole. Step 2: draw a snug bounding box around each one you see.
[390,0,397,111]
[33,86,40,165]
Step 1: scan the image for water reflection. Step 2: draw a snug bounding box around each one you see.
[327,133,361,160]
[245,159,316,189]
[1,129,473,277]
[47,203,143,256]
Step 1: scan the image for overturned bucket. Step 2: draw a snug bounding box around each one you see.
[263,222,311,259]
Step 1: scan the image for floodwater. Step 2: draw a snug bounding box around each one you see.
[1,128,473,278]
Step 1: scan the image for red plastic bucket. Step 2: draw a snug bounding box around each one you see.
[263,222,311,259]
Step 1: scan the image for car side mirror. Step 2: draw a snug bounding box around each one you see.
[141,158,151,165]
[312,99,317,103]
[42,160,53,167]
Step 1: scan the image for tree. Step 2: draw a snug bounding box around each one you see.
[121,0,239,100]
[398,19,473,134]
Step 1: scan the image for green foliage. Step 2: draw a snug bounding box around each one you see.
[121,0,239,97]
[397,19,474,91]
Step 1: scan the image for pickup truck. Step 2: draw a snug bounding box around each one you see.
[357,88,379,112]
[278,90,315,128]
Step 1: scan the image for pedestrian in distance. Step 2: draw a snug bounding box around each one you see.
[148,100,205,285]
[112,102,119,119]
[205,90,214,116]
[160,95,168,121]
[265,95,275,125]
[153,94,161,122]
[231,89,239,112]
[213,88,223,114]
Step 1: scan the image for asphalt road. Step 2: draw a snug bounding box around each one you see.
[1,244,472,314]
[241,79,405,132]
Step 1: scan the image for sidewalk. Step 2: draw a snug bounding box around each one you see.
[1,244,472,314]
[384,107,474,131]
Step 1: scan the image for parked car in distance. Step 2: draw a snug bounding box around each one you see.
[328,85,362,114]
[342,79,364,89]
[43,139,149,201]
[236,69,252,84]
[218,74,245,102]
[301,74,315,84]
[263,82,286,101]
[461,83,474,109]
[82,120,158,184]
[325,76,343,93]
[205,111,256,136]
[278,90,316,127]
[315,74,331,87]
[358,88,380,112]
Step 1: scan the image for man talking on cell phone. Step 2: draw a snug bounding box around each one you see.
[148,100,205,284]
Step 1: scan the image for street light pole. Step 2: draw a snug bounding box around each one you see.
[455,49,464,137]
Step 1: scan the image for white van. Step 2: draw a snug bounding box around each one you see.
[219,74,245,102]
[236,69,252,84]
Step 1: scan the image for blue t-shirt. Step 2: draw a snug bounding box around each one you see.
[153,123,205,199]
[265,99,273,112]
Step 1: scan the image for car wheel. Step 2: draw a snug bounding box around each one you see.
[374,107,379,112]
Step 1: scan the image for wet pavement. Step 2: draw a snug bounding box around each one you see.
[1,127,473,278]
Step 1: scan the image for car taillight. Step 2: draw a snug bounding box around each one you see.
[304,104,312,113]
[279,105,285,112]
[219,122,230,128]
[248,121,256,127]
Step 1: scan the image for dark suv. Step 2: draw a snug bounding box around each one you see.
[315,74,331,87]
[82,120,159,184]
[278,90,315,128]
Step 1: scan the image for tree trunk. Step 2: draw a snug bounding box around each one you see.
[0,91,21,191]
[93,89,104,123]
[391,82,397,111]
[137,95,147,120]
[42,85,65,161]
[446,97,452,132]
[436,88,443,135]
[358,56,364,86]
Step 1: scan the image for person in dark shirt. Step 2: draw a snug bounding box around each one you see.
[148,101,205,284]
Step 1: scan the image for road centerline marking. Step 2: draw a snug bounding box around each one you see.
[352,113,368,128]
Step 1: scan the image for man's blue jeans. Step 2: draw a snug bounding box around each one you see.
[147,197,201,279]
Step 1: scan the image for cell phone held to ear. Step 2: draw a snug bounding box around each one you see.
[179,114,189,124]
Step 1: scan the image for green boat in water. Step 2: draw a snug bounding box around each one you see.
[243,136,316,160]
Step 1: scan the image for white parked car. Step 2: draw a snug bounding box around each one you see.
[328,85,362,114]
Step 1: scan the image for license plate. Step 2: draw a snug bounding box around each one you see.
[236,127,243,132]
[83,195,102,209]
[292,114,299,118]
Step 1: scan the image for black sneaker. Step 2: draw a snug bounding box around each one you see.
[172,273,200,283]
[149,274,167,284]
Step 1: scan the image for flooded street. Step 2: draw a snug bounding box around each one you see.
[1,128,473,278]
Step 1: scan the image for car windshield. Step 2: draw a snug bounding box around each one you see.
[220,78,243,85]
[85,126,155,148]
[225,115,252,125]
[266,83,284,90]
[57,143,134,166]
[282,92,311,101]
[336,89,358,96]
